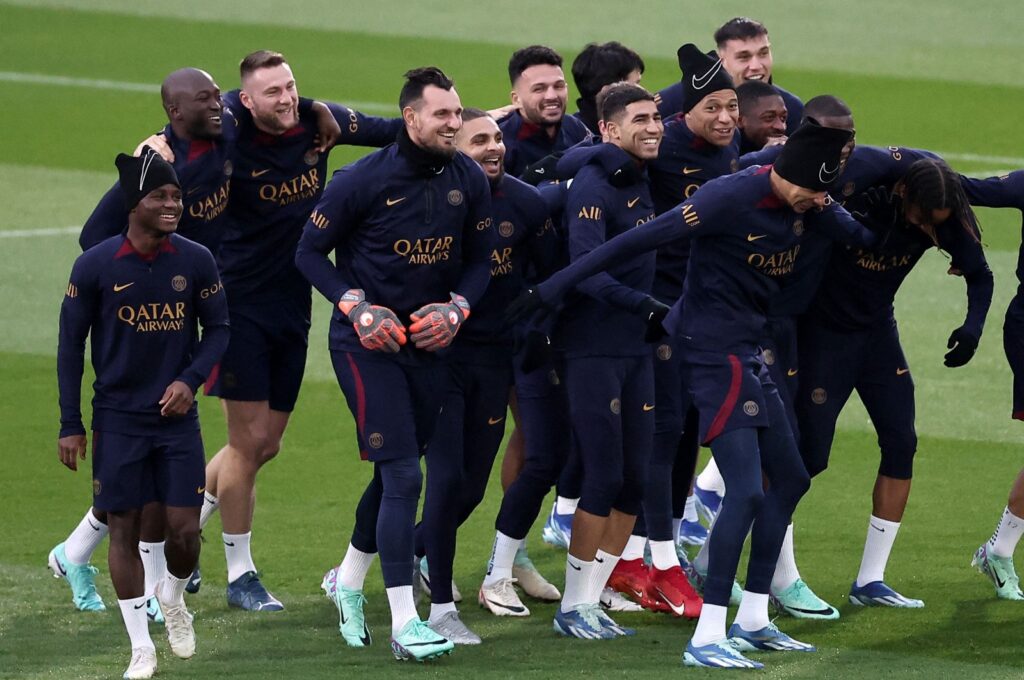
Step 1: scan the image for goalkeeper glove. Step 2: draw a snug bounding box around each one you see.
[409,293,471,351]
[338,289,407,353]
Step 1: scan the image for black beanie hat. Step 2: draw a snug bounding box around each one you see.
[115,147,180,210]
[677,43,735,114]
[773,118,853,190]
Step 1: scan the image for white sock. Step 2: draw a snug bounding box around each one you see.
[989,507,1024,558]
[555,496,579,516]
[199,492,219,530]
[338,544,377,591]
[733,591,770,631]
[118,596,155,651]
[386,585,418,633]
[484,531,520,585]
[672,517,683,539]
[160,573,189,607]
[650,540,678,571]
[697,458,726,495]
[223,532,257,583]
[139,541,166,598]
[771,524,801,592]
[64,508,108,565]
[855,516,900,587]
[429,601,457,623]
[621,534,646,561]
[560,555,593,612]
[588,550,620,602]
[691,603,728,646]
[684,494,699,522]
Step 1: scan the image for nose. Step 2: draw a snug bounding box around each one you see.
[448,113,462,130]
[772,118,786,134]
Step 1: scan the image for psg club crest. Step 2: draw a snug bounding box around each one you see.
[499,221,515,238]
[304,150,320,166]
[171,275,187,292]
[447,189,464,206]
[223,160,233,177]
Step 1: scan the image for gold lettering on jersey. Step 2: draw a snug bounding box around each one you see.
[684,183,700,199]
[200,281,224,299]
[66,282,78,298]
[888,146,903,161]
[490,247,514,277]
[635,213,654,227]
[393,236,454,264]
[476,217,492,231]
[854,250,913,272]
[258,168,321,206]
[536,217,554,237]
[309,209,330,230]
[577,206,602,220]
[117,302,187,332]
[747,244,800,277]
[681,204,699,227]
[348,110,360,134]
[187,181,230,222]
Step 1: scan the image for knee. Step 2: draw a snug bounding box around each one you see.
[580,470,624,516]
[878,431,917,479]
[381,458,423,500]
[726,484,765,515]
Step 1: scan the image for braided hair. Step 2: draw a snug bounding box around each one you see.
[900,157,979,243]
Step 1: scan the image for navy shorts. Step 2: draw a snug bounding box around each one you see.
[796,317,916,479]
[683,346,770,444]
[762,316,799,438]
[332,351,451,462]
[206,300,310,412]
[1004,305,1024,420]
[91,428,206,512]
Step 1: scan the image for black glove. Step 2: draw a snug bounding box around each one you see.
[944,326,979,367]
[638,297,671,342]
[515,329,552,373]
[506,287,553,325]
[521,153,562,186]
[858,185,902,230]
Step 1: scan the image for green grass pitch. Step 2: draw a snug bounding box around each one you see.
[2,2,1024,677]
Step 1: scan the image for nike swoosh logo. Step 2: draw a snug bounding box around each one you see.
[595,557,604,564]
[682,167,701,175]
[386,197,407,206]
[251,169,271,177]
[488,416,505,425]
[642,404,655,411]
[224,541,235,547]
[896,368,909,375]
[87,520,102,531]
[534,167,545,175]
[113,282,134,292]
[784,604,836,616]
[627,197,640,208]
[134,602,147,609]
[187,187,201,196]
[818,162,841,184]
[747,234,767,242]
[55,560,67,577]
[691,58,726,91]
[870,523,885,533]
[787,369,798,377]
[140,548,151,554]
[197,486,206,494]
[995,573,1007,589]
[360,628,371,645]
[483,597,526,613]
[569,562,582,571]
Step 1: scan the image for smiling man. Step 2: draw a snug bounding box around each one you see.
[544,82,668,640]
[199,50,402,612]
[296,67,495,662]
[57,150,229,679]
[499,45,591,177]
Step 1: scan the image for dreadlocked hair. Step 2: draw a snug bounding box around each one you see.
[900,157,979,242]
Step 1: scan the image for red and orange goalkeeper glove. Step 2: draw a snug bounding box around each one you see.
[338,289,407,353]
[408,293,471,351]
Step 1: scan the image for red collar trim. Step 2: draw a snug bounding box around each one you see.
[114,236,177,261]
[186,139,214,163]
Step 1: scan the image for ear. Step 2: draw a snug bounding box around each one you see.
[510,89,520,108]
[402,106,417,127]
[238,90,254,112]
